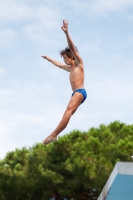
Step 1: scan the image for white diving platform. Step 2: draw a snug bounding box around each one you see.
[97,162,133,200]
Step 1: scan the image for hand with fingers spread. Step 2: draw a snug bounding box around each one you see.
[41,55,47,59]
[61,20,68,33]
[41,55,51,62]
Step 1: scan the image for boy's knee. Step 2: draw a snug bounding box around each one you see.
[64,108,73,118]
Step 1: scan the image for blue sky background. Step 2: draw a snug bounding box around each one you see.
[0,0,133,159]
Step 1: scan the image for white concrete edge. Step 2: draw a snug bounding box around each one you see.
[97,162,118,200]
[97,162,133,200]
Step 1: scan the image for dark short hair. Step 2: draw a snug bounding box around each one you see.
[59,46,78,60]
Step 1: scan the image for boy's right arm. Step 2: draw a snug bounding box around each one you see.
[41,56,70,72]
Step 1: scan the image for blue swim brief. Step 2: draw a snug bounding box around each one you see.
[72,88,87,104]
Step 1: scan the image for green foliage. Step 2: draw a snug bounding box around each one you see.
[0,121,133,200]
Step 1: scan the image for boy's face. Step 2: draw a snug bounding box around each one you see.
[63,54,73,65]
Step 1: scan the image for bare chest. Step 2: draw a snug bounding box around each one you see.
[70,66,84,80]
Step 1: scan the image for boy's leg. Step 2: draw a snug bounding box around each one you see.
[43,92,84,145]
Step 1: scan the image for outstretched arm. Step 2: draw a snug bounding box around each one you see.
[41,56,70,72]
[61,20,82,64]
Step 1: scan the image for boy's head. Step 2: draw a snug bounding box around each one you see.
[59,46,78,64]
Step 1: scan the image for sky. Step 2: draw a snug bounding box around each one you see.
[0,0,133,159]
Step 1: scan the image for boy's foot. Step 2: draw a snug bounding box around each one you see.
[43,134,57,145]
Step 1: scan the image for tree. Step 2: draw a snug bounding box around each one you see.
[0,121,133,199]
